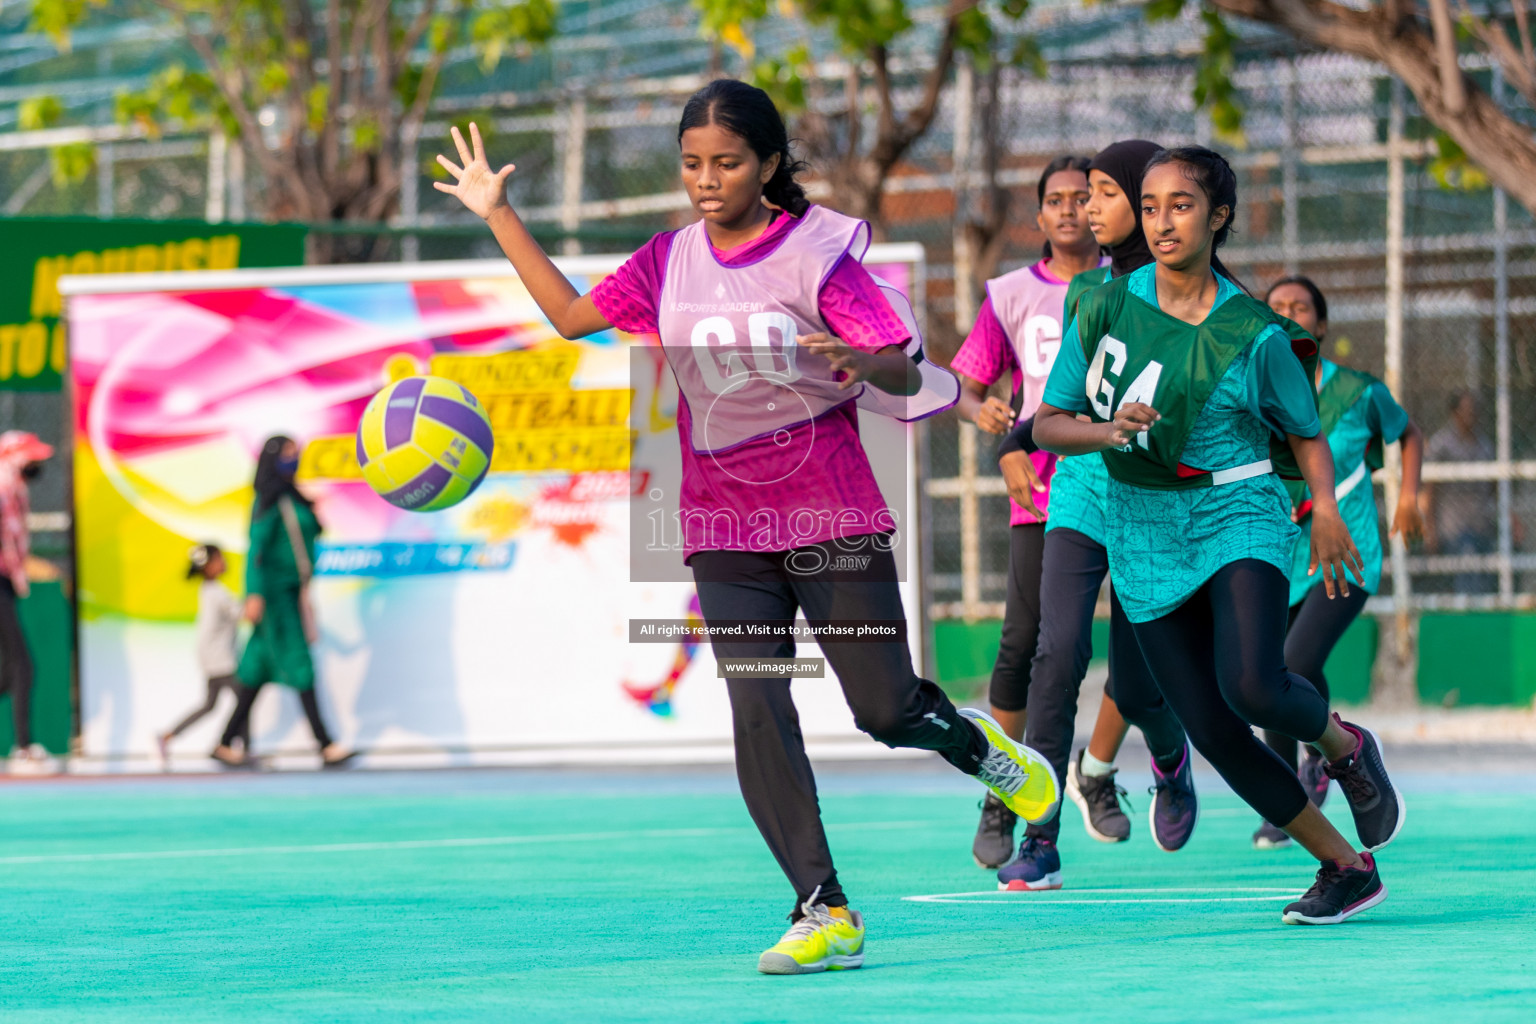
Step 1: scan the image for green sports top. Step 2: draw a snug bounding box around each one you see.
[1286,359,1410,605]
[1068,270,1320,490]
[1042,264,1322,621]
[1043,265,1115,545]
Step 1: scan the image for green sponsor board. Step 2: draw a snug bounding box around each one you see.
[0,217,306,391]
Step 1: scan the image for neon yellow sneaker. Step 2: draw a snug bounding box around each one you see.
[959,708,1061,825]
[757,887,865,975]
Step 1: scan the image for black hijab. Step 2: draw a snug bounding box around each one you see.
[1088,139,1163,278]
[252,434,311,514]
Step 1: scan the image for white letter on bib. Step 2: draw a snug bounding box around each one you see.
[1117,361,1164,449]
[1086,335,1127,420]
[691,316,747,394]
[1021,314,1061,378]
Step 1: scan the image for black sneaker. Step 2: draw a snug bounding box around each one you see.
[971,792,1018,869]
[1252,820,1292,850]
[1282,852,1387,925]
[1066,749,1131,843]
[1148,744,1198,852]
[1324,716,1405,851]
[1299,748,1330,808]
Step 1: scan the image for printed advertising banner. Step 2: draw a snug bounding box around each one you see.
[64,249,928,767]
[0,217,305,391]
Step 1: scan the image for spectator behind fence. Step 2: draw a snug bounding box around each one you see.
[0,431,57,776]
[1423,391,1522,593]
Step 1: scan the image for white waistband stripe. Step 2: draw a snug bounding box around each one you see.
[1209,459,1273,486]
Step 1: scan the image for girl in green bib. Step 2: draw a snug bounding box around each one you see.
[1248,276,1424,850]
[993,141,1196,895]
[1035,147,1403,926]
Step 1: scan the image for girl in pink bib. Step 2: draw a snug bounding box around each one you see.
[435,78,1058,975]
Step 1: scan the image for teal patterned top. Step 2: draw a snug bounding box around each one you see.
[1042,267,1320,622]
[1287,359,1410,605]
[1044,453,1109,546]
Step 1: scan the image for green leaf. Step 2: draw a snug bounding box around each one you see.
[1145,0,1186,21]
[1429,132,1491,191]
[29,0,107,53]
[50,142,95,188]
[1192,7,1245,147]
[1008,36,1047,79]
[472,0,560,72]
[307,84,330,133]
[954,6,995,62]
[19,96,65,132]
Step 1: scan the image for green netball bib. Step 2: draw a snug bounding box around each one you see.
[1285,363,1383,520]
[1074,276,1318,491]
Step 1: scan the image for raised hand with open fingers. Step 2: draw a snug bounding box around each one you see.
[434,123,516,221]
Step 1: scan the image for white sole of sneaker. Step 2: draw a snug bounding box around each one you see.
[998,872,1063,891]
[757,952,864,974]
[1356,724,1406,853]
[1149,776,1200,854]
[1281,882,1388,925]
[1252,835,1293,850]
[1066,762,1129,844]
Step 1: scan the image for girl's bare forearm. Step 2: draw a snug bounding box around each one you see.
[484,207,609,338]
[1034,405,1110,455]
[1398,421,1424,499]
[1288,432,1339,511]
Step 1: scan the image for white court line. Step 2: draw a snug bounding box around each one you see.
[904,887,1299,905]
[0,819,928,867]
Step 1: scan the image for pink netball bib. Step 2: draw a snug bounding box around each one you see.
[658,206,870,454]
[985,259,1103,425]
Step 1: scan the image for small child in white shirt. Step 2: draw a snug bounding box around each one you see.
[158,544,249,764]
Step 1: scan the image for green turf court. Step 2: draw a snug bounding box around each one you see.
[2,760,1532,1022]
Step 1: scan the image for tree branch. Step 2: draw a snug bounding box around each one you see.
[1427,0,1466,114]
[1211,0,1536,218]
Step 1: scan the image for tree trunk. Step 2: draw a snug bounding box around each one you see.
[1212,0,1536,219]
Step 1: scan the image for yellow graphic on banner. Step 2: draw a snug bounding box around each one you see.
[430,347,581,393]
[3,233,244,383]
[298,347,634,482]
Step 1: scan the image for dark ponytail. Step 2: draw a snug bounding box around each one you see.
[1036,153,1093,258]
[1143,145,1248,293]
[677,79,810,216]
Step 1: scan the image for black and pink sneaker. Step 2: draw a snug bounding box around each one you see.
[1324,715,1404,851]
[1148,743,1198,852]
[1282,852,1387,925]
[1299,748,1330,808]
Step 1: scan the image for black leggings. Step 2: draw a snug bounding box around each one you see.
[167,674,249,745]
[0,578,33,748]
[1264,584,1371,770]
[692,535,986,914]
[988,524,1045,713]
[1022,528,1187,843]
[1129,559,1330,829]
[220,684,334,750]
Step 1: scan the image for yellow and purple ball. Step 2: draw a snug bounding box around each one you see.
[356,375,493,512]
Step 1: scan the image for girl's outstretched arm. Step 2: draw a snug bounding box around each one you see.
[435,123,612,340]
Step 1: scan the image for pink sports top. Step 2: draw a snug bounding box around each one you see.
[592,206,911,560]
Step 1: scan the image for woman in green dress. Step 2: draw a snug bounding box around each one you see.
[1034,146,1402,925]
[213,436,354,768]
